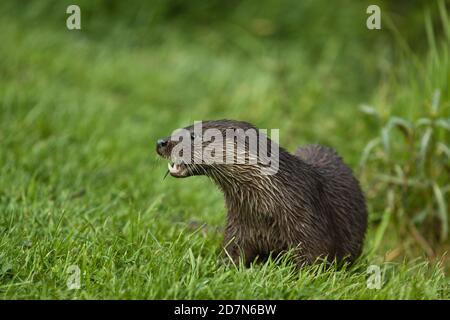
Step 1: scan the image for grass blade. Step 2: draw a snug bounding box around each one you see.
[359,137,380,169]
[432,183,448,242]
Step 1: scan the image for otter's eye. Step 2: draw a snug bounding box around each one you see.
[191,132,196,140]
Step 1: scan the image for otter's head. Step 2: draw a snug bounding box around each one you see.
[156,119,280,180]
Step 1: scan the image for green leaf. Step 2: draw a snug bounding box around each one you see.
[419,127,433,170]
[416,118,432,127]
[359,137,380,168]
[371,210,392,256]
[388,117,413,140]
[431,89,441,114]
[436,119,450,131]
[438,0,450,42]
[359,104,380,118]
[437,142,450,160]
[381,127,390,154]
[412,209,429,224]
[432,183,448,242]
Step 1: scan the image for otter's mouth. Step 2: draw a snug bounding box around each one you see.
[167,160,189,178]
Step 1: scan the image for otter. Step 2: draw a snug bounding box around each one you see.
[156,119,367,267]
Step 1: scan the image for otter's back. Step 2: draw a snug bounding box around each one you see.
[295,144,344,171]
[295,144,367,261]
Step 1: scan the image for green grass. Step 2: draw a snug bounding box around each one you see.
[0,0,449,299]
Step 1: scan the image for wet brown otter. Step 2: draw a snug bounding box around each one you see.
[156,119,367,267]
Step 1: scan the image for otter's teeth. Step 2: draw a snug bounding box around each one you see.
[168,162,181,174]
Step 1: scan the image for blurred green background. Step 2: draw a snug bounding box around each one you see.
[0,0,449,298]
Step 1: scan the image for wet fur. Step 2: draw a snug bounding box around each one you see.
[157,120,368,267]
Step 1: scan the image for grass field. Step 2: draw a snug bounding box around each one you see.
[0,1,449,299]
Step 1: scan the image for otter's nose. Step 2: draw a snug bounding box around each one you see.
[157,138,168,148]
[156,138,169,156]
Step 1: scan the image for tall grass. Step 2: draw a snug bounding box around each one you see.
[360,0,450,257]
